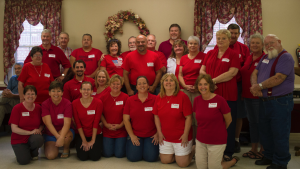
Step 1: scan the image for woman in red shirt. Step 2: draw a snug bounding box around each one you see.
[92,70,111,99]
[73,81,103,161]
[9,85,44,165]
[193,74,239,169]
[240,33,265,159]
[42,81,74,159]
[18,46,54,104]
[123,76,159,162]
[153,73,194,168]
[200,29,240,160]
[100,75,128,158]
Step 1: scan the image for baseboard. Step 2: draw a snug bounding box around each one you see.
[0,81,6,88]
[290,133,300,144]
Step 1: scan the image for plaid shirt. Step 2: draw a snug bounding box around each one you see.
[58,46,73,74]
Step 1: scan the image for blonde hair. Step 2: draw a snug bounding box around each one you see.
[94,70,110,88]
[159,73,180,98]
[216,29,231,40]
[109,74,124,86]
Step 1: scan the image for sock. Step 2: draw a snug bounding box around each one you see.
[235,138,239,142]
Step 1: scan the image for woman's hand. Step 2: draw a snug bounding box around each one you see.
[130,135,140,146]
[30,129,42,135]
[55,135,65,147]
[87,140,95,150]
[158,132,165,146]
[151,133,159,145]
[106,123,116,131]
[80,141,90,151]
[185,85,195,93]
[179,133,189,147]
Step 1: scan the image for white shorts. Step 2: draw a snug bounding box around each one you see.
[159,140,193,156]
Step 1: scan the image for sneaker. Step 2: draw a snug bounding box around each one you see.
[32,156,38,160]
[234,141,241,153]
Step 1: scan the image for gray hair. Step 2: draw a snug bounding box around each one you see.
[128,36,136,43]
[59,32,69,38]
[250,33,264,50]
[147,34,156,42]
[266,34,280,40]
[42,29,52,36]
[187,36,200,46]
[14,62,23,67]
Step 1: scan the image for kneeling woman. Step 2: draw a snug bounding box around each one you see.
[9,85,44,165]
[42,81,74,159]
[100,75,128,158]
[123,76,159,162]
[153,73,194,168]
[73,82,103,161]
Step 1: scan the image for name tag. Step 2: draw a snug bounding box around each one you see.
[239,54,242,58]
[22,112,30,116]
[116,101,123,105]
[222,58,230,62]
[118,57,123,60]
[57,114,64,119]
[91,92,96,96]
[147,62,154,67]
[262,59,269,64]
[171,104,179,109]
[144,107,153,111]
[208,103,217,108]
[87,110,95,115]
[88,54,95,58]
[194,59,202,63]
[44,73,50,78]
[49,54,55,58]
[254,62,258,66]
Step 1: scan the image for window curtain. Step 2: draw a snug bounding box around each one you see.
[2,0,62,79]
[194,0,263,51]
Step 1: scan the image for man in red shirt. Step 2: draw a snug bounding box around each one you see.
[24,29,71,81]
[123,35,163,96]
[63,60,95,102]
[158,24,187,59]
[147,34,167,74]
[121,36,136,59]
[227,24,250,153]
[70,34,103,78]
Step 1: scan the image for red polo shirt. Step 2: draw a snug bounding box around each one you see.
[123,93,157,138]
[24,44,71,79]
[71,48,103,76]
[92,86,111,99]
[152,91,193,143]
[63,76,95,102]
[100,54,125,77]
[154,50,167,67]
[9,103,42,145]
[122,50,163,86]
[158,39,187,60]
[72,98,103,137]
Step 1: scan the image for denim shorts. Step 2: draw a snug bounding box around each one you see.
[43,128,75,142]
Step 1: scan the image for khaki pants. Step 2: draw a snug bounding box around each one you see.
[181,89,200,126]
[0,96,19,126]
[195,140,226,169]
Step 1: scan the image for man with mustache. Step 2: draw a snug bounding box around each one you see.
[250,34,294,169]
[158,24,187,59]
[121,36,137,59]
[70,34,103,78]
[63,60,95,102]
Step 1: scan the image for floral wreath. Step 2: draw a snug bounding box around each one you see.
[104,10,150,42]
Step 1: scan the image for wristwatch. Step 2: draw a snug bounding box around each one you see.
[258,83,263,89]
[62,74,65,77]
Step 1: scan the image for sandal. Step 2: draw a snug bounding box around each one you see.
[223,155,232,161]
[242,151,255,158]
[257,152,264,158]
[232,156,240,166]
[249,153,262,159]
[60,151,70,159]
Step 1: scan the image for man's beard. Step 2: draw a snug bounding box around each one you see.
[267,48,279,59]
[171,36,178,40]
[76,71,84,77]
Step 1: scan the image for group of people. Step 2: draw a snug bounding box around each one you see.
[1,23,296,169]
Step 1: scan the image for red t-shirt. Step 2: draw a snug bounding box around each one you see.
[100,55,125,77]
[193,95,230,144]
[180,52,206,86]
[152,91,193,143]
[24,44,71,79]
[123,93,157,138]
[154,50,167,67]
[122,50,163,86]
[18,63,54,104]
[92,86,111,99]
[99,92,128,138]
[41,98,73,136]
[240,52,265,99]
[71,48,103,76]
[9,103,42,145]
[121,50,132,61]
[72,98,103,137]
[203,48,241,101]
[63,76,95,102]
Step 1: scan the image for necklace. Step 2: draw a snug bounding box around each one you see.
[33,65,42,77]
[166,96,172,103]
[111,93,120,102]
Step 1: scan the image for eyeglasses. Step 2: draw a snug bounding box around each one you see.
[264,41,276,47]
[33,54,42,57]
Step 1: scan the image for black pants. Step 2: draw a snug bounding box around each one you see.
[11,134,44,165]
[224,101,237,157]
[75,134,103,161]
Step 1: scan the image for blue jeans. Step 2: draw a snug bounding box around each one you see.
[224,101,237,157]
[126,136,159,162]
[244,98,260,143]
[103,137,127,158]
[259,94,293,166]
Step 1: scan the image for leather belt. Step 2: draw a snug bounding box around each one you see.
[260,93,292,101]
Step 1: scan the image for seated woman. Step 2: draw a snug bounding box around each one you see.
[193,74,239,169]
[42,81,74,159]
[73,82,103,161]
[92,70,111,99]
[9,85,44,165]
[100,74,128,158]
[123,76,159,162]
[153,73,194,168]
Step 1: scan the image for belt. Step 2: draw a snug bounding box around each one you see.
[260,93,292,101]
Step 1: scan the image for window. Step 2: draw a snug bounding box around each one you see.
[15,19,44,63]
[204,17,244,53]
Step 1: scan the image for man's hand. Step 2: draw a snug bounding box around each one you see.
[149,86,156,94]
[55,76,65,82]
[127,89,134,96]
[250,84,263,97]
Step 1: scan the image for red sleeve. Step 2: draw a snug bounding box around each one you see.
[96,50,103,62]
[203,50,212,66]
[17,64,29,83]
[70,49,78,59]
[182,93,192,116]
[24,53,32,64]
[152,95,160,115]
[123,98,131,115]
[100,56,107,67]
[44,64,55,82]
[58,49,71,69]
[93,99,103,129]
[8,104,21,125]
[219,96,231,114]
[122,55,130,71]
[230,52,241,70]
[41,100,50,117]
[64,100,73,118]
[180,56,185,66]
[158,52,167,67]
[154,55,163,71]
[63,82,71,101]
[72,101,82,129]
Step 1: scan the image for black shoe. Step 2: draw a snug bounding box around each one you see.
[234,141,241,153]
[266,163,287,169]
[255,157,272,165]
